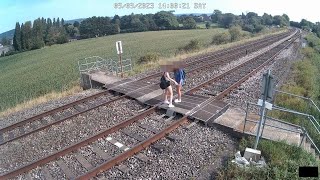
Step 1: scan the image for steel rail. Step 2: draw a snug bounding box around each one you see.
[186,32,299,94]
[136,30,293,81]
[77,115,189,179]
[0,95,126,145]
[0,91,109,134]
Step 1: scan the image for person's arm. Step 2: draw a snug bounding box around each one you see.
[165,72,178,85]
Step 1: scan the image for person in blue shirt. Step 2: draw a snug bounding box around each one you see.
[173,64,184,103]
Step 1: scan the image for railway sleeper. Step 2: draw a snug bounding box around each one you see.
[135,153,149,163]
[56,159,76,179]
[74,153,94,171]
[117,164,131,174]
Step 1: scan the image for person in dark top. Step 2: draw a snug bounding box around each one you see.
[160,63,178,108]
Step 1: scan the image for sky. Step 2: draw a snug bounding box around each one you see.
[0,0,319,33]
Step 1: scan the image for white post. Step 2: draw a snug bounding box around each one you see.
[116,41,123,77]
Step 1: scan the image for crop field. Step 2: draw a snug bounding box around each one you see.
[0,28,230,112]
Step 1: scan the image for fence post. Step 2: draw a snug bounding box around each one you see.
[299,130,305,148]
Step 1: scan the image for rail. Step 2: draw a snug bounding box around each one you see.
[274,89,320,114]
[272,105,320,134]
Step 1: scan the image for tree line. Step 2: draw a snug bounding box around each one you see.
[79,11,183,39]
[7,10,320,56]
[290,19,320,37]
[13,17,69,52]
[211,10,290,33]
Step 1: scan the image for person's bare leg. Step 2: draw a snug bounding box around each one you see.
[177,84,182,101]
[174,84,182,103]
[163,89,169,103]
[168,86,174,107]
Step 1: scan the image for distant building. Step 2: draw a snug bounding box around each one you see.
[10,39,13,45]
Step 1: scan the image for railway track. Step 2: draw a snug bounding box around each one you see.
[137,29,295,81]
[192,35,299,99]
[0,29,295,147]
[0,30,300,179]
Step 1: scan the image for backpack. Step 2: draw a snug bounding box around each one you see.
[181,69,186,84]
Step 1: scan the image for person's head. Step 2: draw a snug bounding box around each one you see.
[160,60,174,72]
[173,60,186,70]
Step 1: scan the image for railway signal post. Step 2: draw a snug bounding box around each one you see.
[254,70,274,149]
[116,41,123,77]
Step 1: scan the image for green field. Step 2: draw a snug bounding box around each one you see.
[0,28,229,112]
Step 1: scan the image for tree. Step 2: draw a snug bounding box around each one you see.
[130,16,147,32]
[66,25,80,38]
[273,15,287,27]
[23,21,33,50]
[20,23,26,50]
[219,13,235,28]
[205,22,210,29]
[111,15,121,25]
[1,37,10,46]
[290,21,300,28]
[300,19,312,30]
[13,22,22,51]
[282,14,290,23]
[229,26,242,41]
[262,13,273,25]
[79,16,115,38]
[153,11,179,29]
[32,18,45,49]
[56,28,68,44]
[183,17,196,29]
[211,10,222,23]
[246,12,258,19]
[57,17,60,27]
[61,18,65,26]
[145,14,158,31]
[73,21,80,28]
[53,18,56,26]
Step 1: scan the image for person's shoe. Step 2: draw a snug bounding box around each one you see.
[163,100,169,104]
[174,99,181,103]
[168,104,175,108]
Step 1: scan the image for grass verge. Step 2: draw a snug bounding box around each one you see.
[217,137,319,179]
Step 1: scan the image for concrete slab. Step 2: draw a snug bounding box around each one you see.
[136,89,164,103]
[158,104,190,115]
[215,108,256,131]
[90,71,124,86]
[190,100,229,123]
[215,107,301,146]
